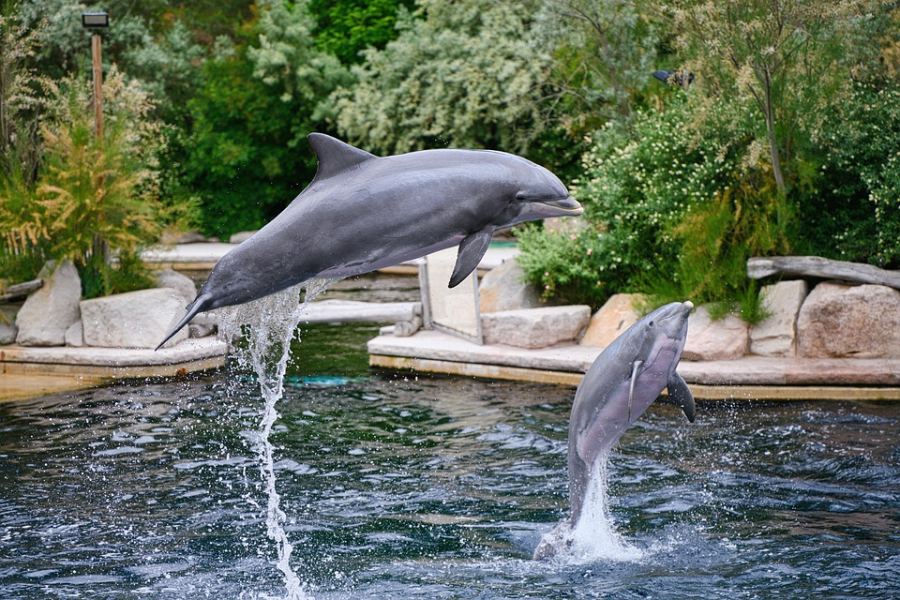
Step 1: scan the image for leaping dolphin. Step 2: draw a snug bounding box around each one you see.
[567,300,696,526]
[533,301,696,559]
[156,134,582,349]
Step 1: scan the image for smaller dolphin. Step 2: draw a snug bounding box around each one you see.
[534,301,695,559]
[156,134,582,349]
[567,301,696,526]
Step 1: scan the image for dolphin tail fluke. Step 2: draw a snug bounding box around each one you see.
[155,294,212,351]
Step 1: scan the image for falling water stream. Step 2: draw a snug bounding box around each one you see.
[217,279,331,600]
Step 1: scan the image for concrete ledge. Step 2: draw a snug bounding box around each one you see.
[141,243,519,276]
[303,300,420,324]
[369,355,900,400]
[0,336,227,379]
[368,330,900,395]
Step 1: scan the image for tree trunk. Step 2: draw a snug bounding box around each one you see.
[762,68,786,196]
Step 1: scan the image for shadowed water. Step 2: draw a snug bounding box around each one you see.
[0,325,898,598]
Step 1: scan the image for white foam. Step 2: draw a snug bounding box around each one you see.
[536,455,644,563]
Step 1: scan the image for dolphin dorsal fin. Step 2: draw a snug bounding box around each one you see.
[308,133,376,180]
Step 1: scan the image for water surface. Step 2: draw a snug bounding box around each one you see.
[1,324,897,598]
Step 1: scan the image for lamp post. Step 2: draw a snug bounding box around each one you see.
[81,11,109,140]
[81,11,110,268]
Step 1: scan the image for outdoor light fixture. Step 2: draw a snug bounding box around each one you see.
[81,11,109,29]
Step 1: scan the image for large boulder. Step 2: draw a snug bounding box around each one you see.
[154,268,197,307]
[750,280,808,356]
[797,283,900,358]
[80,288,189,348]
[479,259,541,313]
[15,260,81,346]
[682,306,749,361]
[580,293,644,348]
[482,305,591,349]
[64,320,84,347]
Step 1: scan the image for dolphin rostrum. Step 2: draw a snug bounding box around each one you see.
[156,134,582,349]
[566,301,696,527]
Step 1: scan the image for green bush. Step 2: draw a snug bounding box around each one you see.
[0,69,163,297]
[801,81,900,267]
[517,94,791,322]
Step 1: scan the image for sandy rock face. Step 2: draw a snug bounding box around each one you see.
[580,293,644,348]
[15,260,81,346]
[682,306,749,361]
[154,268,197,307]
[482,305,591,349]
[797,283,900,358]
[80,288,189,348]
[750,280,808,356]
[0,323,17,345]
[479,259,541,313]
[64,320,84,347]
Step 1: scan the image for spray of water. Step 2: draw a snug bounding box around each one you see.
[218,279,331,600]
[535,454,643,563]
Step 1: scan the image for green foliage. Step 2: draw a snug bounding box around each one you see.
[330,0,556,158]
[183,0,349,238]
[0,69,163,295]
[518,95,789,316]
[802,81,900,267]
[309,0,414,64]
[81,249,155,299]
[534,0,661,135]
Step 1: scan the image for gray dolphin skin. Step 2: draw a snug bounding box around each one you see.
[567,301,696,526]
[156,133,582,349]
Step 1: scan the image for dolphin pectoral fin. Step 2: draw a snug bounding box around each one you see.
[448,228,494,288]
[667,372,696,423]
[627,360,642,423]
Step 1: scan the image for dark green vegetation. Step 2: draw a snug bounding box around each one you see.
[1,0,898,311]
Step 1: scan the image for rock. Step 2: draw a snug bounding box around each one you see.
[479,258,541,313]
[750,280,808,356]
[682,306,749,361]
[580,293,645,348]
[394,316,422,337]
[154,268,197,307]
[189,323,215,338]
[80,288,189,349]
[15,261,81,346]
[159,229,208,245]
[64,320,84,346]
[229,230,257,244]
[797,283,900,358]
[482,305,591,349]
[0,323,17,345]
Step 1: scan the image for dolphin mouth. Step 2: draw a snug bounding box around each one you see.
[538,195,584,216]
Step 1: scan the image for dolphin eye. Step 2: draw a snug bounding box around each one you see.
[648,321,655,327]
[515,191,528,201]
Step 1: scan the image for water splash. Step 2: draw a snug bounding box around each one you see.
[218,279,331,600]
[535,455,643,563]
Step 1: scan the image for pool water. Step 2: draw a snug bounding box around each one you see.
[1,324,897,599]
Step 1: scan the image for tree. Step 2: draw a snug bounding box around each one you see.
[183,0,349,238]
[329,0,554,157]
[308,0,414,64]
[674,0,868,196]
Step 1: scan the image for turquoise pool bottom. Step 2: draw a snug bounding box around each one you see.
[0,324,897,599]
